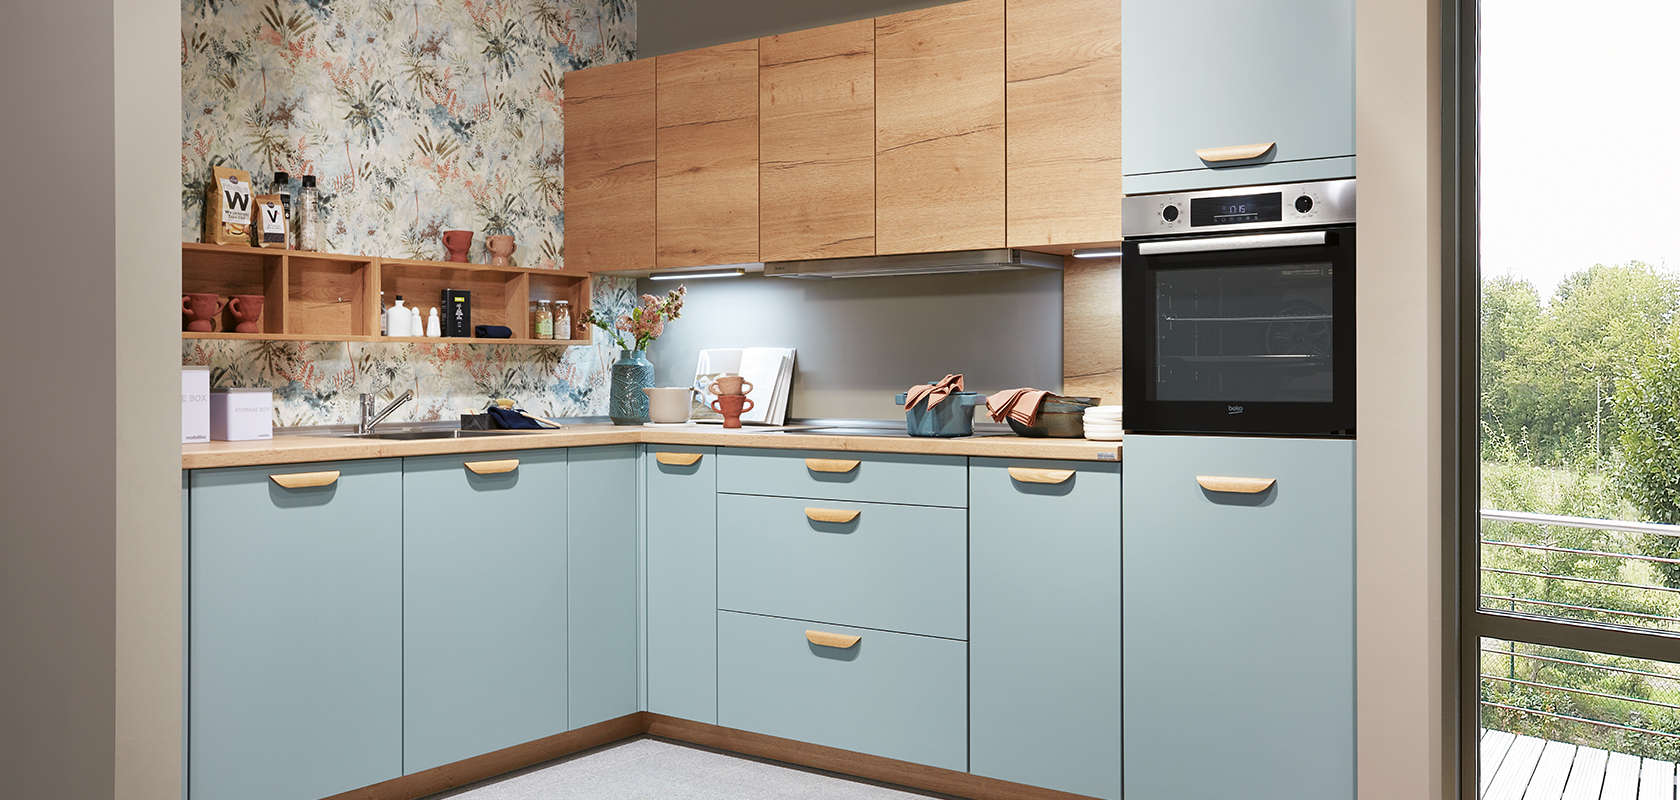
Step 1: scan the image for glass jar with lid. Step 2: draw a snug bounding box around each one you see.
[530,300,554,340]
[552,300,571,341]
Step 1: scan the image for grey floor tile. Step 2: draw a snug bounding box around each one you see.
[596,742,745,794]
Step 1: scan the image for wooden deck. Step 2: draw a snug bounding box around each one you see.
[1483,729,1678,799]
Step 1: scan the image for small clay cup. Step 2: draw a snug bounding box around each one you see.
[442,230,473,263]
[708,376,754,396]
[182,293,226,332]
[227,295,265,334]
[710,394,755,429]
[486,235,516,266]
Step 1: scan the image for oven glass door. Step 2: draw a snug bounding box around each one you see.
[1122,227,1355,436]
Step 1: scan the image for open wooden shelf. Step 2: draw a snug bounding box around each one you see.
[180,243,591,345]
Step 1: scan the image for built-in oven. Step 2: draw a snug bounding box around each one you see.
[1120,178,1355,437]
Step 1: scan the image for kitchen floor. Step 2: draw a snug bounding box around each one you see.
[422,736,961,800]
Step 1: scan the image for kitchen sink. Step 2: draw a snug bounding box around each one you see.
[328,428,563,440]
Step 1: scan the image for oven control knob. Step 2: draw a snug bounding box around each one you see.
[1295,195,1314,213]
[1162,204,1180,222]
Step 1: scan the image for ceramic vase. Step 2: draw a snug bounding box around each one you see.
[609,349,654,425]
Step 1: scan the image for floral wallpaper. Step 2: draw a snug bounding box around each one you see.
[182,0,640,425]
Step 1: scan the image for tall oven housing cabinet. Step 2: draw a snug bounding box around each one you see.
[1119,180,1357,800]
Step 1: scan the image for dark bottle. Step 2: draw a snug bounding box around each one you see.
[272,171,292,249]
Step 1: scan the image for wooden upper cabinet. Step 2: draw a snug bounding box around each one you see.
[563,59,655,272]
[875,0,1006,255]
[656,40,760,268]
[1005,0,1123,249]
[759,20,876,263]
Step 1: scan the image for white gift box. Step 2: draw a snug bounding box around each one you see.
[182,367,210,444]
[209,388,274,441]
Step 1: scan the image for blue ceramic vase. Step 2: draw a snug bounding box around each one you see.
[609,349,654,425]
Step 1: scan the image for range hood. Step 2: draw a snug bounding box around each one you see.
[763,248,1063,279]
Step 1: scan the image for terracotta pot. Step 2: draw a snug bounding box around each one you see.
[182,293,225,332]
[227,295,265,333]
[486,235,516,266]
[442,230,473,263]
[709,394,755,429]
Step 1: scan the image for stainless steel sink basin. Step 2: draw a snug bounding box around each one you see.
[331,429,562,440]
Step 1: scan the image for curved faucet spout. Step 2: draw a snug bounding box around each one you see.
[359,389,415,435]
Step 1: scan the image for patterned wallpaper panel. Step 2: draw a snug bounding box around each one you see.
[182,0,639,425]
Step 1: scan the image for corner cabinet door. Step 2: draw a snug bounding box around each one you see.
[645,446,718,723]
[567,445,640,729]
[402,449,568,775]
[656,40,760,268]
[1121,0,1354,194]
[189,460,402,800]
[1122,435,1354,800]
[563,59,656,272]
[969,458,1122,800]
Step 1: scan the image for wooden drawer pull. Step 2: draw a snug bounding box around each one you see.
[656,452,703,466]
[806,507,861,524]
[1196,475,1276,494]
[1196,142,1276,163]
[805,458,861,473]
[270,471,339,489]
[466,459,519,475]
[806,630,862,649]
[1008,467,1075,485]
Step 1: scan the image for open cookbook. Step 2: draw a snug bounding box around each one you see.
[689,348,796,425]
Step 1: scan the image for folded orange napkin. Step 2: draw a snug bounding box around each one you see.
[906,374,965,409]
[986,388,1050,424]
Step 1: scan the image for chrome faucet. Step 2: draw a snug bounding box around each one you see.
[358,389,414,435]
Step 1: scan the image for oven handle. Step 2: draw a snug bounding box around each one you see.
[1137,231,1328,255]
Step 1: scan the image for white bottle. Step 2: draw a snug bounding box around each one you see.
[411,306,424,337]
[426,308,441,337]
[389,296,410,337]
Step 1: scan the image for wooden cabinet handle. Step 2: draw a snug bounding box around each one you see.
[805,458,860,473]
[656,452,702,466]
[805,507,861,524]
[1008,467,1075,485]
[1195,142,1276,163]
[270,471,339,489]
[806,630,862,649]
[465,459,519,475]
[1196,475,1276,494]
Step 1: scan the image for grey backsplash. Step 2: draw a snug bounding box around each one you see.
[640,270,1064,421]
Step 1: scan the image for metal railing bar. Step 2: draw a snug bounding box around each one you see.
[1480,673,1680,711]
[1483,567,1680,595]
[1480,701,1680,739]
[1483,539,1680,567]
[1478,647,1680,684]
[1482,509,1680,539]
[1480,594,1680,625]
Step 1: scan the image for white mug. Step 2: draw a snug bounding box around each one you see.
[642,387,694,423]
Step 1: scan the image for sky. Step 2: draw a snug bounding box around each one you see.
[1480,0,1680,300]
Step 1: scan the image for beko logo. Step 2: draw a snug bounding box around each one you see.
[1228,405,1245,414]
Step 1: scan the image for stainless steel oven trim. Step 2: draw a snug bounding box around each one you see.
[1136,231,1329,255]
[1122,178,1356,238]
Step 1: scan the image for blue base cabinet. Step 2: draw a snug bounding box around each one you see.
[1122,434,1354,800]
[402,448,569,775]
[567,445,640,729]
[645,445,718,723]
[969,458,1122,800]
[188,460,403,800]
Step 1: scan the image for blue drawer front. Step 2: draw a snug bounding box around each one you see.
[646,446,719,723]
[1122,434,1354,800]
[717,447,967,507]
[717,611,967,772]
[718,493,967,640]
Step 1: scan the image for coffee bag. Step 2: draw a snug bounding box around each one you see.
[253,194,287,249]
[205,166,253,246]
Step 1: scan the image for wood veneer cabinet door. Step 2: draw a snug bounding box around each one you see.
[564,59,655,272]
[759,20,876,262]
[1005,0,1123,248]
[657,40,760,268]
[875,0,1005,255]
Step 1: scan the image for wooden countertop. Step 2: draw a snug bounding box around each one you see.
[181,424,1123,469]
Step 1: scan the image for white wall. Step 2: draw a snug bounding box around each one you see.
[1356,0,1452,797]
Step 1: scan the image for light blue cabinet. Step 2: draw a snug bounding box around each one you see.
[969,458,1122,800]
[1122,0,1355,194]
[567,444,640,729]
[188,460,402,800]
[717,611,968,772]
[1122,434,1354,800]
[402,449,568,775]
[717,448,967,508]
[645,446,718,723]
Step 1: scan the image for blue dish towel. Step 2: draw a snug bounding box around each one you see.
[486,406,542,429]
[475,325,513,339]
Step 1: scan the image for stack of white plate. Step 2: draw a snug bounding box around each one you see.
[1083,405,1124,441]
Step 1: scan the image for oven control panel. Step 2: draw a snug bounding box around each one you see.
[1121,178,1356,238]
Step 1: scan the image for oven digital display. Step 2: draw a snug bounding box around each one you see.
[1190,192,1283,226]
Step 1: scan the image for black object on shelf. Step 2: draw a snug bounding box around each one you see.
[442,289,471,337]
